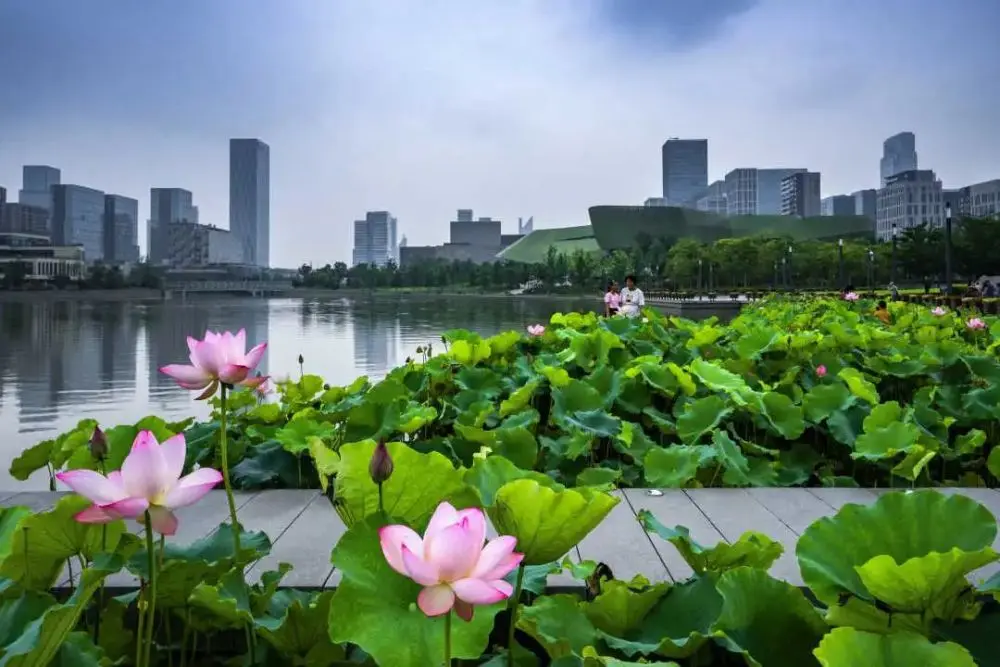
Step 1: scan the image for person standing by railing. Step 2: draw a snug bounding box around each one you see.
[619,274,644,318]
[603,280,620,317]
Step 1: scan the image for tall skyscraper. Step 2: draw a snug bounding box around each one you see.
[852,189,877,221]
[103,195,140,263]
[229,138,270,267]
[661,139,708,206]
[723,168,805,215]
[18,165,61,233]
[876,169,943,240]
[353,211,398,267]
[821,195,856,216]
[148,188,199,263]
[780,171,821,217]
[879,132,918,186]
[51,184,106,261]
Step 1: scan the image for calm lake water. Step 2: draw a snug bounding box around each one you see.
[0,294,596,488]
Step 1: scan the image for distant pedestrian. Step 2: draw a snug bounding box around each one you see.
[620,275,645,318]
[874,300,891,324]
[604,281,620,317]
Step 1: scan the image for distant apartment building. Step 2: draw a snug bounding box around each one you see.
[518,216,534,235]
[229,138,270,267]
[954,179,1000,218]
[450,210,501,247]
[1,202,49,236]
[103,195,139,263]
[352,211,398,267]
[51,184,106,262]
[0,186,5,207]
[694,180,727,214]
[644,197,668,207]
[723,168,805,215]
[148,188,199,264]
[166,221,243,267]
[780,171,821,217]
[661,139,708,206]
[876,169,943,241]
[18,165,61,234]
[0,232,86,282]
[821,195,856,217]
[880,132,918,187]
[852,189,877,222]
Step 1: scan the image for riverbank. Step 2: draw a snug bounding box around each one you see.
[0,286,595,303]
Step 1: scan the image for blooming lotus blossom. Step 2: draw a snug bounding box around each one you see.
[843,292,859,302]
[160,329,268,399]
[527,324,545,336]
[931,307,947,316]
[816,365,827,378]
[56,431,222,536]
[967,317,987,330]
[379,502,523,620]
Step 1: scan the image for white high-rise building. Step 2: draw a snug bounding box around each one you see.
[229,138,270,267]
[353,211,398,267]
[723,168,806,215]
[876,169,943,240]
[879,132,918,187]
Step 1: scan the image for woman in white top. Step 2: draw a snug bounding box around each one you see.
[619,274,644,318]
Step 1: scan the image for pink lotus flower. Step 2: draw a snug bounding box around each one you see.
[527,324,545,336]
[55,431,222,536]
[379,502,523,621]
[843,292,859,302]
[816,365,827,377]
[967,317,987,330]
[160,329,268,399]
[931,307,947,316]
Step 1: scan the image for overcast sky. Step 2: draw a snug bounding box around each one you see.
[1,0,998,267]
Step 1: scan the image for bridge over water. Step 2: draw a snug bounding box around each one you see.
[164,280,294,298]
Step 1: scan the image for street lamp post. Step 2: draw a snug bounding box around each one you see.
[773,261,779,289]
[709,262,714,292]
[867,248,875,292]
[786,245,793,290]
[697,258,703,292]
[944,202,953,294]
[890,224,898,285]
[781,256,788,290]
[837,238,844,287]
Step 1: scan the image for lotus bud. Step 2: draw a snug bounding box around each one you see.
[89,426,108,461]
[369,439,394,485]
[298,353,304,365]
[416,345,424,354]
[323,384,330,391]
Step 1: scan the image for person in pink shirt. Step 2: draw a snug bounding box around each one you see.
[604,280,621,317]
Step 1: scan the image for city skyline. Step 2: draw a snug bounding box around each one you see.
[2,1,999,266]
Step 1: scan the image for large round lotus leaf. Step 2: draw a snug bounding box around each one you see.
[797,490,997,606]
[814,628,977,667]
[488,479,619,565]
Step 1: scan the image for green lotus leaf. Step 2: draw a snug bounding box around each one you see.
[499,380,539,417]
[0,495,129,591]
[853,402,922,461]
[955,429,986,455]
[188,564,291,630]
[576,466,622,488]
[517,593,596,659]
[449,338,492,365]
[813,628,977,667]
[579,646,681,666]
[711,567,827,667]
[801,384,855,423]
[675,395,731,444]
[464,455,562,507]
[643,446,708,488]
[583,576,671,638]
[797,490,997,632]
[688,359,754,404]
[335,440,478,529]
[837,368,880,405]
[254,589,345,664]
[638,510,783,575]
[489,479,619,565]
[755,391,806,439]
[328,517,501,665]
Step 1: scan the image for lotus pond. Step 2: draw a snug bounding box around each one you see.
[2,296,1000,665]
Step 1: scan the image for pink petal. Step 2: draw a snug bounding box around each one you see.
[450,577,511,605]
[424,521,481,581]
[163,468,222,508]
[454,599,475,622]
[121,431,170,500]
[55,469,126,505]
[75,505,118,523]
[160,364,212,389]
[160,433,187,482]
[402,544,441,586]
[456,508,487,549]
[191,339,224,375]
[240,374,268,390]
[232,329,247,359]
[379,525,424,576]
[219,364,251,385]
[471,536,522,579]
[148,506,179,536]
[186,336,200,358]
[105,496,150,519]
[243,342,267,371]
[417,584,455,617]
[424,502,459,542]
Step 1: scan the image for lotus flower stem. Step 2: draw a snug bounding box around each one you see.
[142,511,159,667]
[444,610,452,666]
[219,384,242,553]
[378,483,385,515]
[506,564,526,666]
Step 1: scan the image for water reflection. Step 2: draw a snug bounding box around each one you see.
[0,294,596,486]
